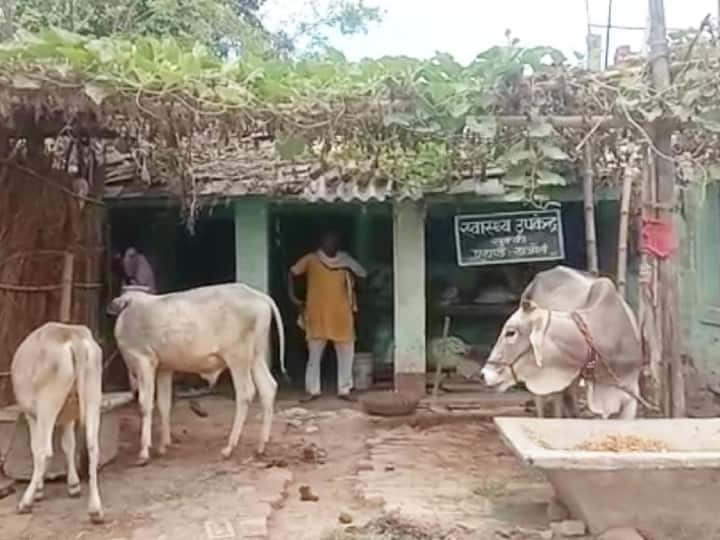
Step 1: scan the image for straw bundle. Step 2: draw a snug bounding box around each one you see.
[0,154,105,405]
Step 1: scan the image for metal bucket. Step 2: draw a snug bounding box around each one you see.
[353,353,374,391]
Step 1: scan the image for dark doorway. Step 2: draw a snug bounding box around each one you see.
[270,208,357,392]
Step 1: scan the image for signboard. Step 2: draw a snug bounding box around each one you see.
[454,209,565,267]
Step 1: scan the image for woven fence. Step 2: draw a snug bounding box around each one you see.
[0,156,106,405]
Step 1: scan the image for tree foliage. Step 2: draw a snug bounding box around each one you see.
[268,0,383,55]
[12,0,252,37]
[0,22,718,208]
[0,27,576,198]
[3,0,382,57]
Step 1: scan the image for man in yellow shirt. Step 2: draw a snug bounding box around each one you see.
[289,231,367,402]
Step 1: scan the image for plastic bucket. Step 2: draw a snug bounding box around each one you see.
[353,353,374,390]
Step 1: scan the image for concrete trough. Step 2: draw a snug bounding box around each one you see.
[494,417,720,539]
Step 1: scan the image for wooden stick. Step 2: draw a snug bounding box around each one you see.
[495,115,621,130]
[59,252,75,322]
[583,144,599,275]
[648,150,670,417]
[616,164,634,297]
[648,0,685,418]
[0,281,101,292]
[604,0,614,69]
[430,316,451,410]
[638,149,662,410]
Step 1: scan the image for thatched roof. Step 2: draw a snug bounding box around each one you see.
[2,25,720,210]
[101,134,509,203]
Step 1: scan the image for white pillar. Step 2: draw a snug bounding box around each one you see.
[392,200,426,396]
[234,198,269,292]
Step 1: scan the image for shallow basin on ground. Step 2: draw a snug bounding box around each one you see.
[1,391,133,480]
[494,417,720,538]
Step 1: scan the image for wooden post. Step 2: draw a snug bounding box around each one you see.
[647,0,685,417]
[616,165,634,297]
[638,150,663,411]
[583,144,599,275]
[430,316,451,410]
[59,252,75,322]
[604,0,614,69]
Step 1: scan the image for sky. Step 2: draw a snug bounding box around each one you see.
[262,0,718,64]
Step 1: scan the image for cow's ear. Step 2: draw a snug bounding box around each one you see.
[528,307,551,368]
[107,296,131,316]
[521,299,536,312]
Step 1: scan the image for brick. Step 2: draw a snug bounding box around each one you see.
[550,520,587,537]
[237,516,267,538]
[204,519,236,539]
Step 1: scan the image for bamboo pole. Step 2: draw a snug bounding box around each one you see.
[583,144,599,275]
[495,115,620,129]
[616,165,634,296]
[647,0,685,417]
[59,251,74,322]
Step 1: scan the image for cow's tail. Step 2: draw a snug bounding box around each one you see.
[268,295,287,379]
[69,336,90,427]
[239,285,287,379]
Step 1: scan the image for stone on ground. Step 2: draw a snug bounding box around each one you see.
[550,519,587,537]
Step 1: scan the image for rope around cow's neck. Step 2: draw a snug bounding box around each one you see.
[570,311,660,413]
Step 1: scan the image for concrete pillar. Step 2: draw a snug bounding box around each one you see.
[234,198,269,292]
[392,200,426,396]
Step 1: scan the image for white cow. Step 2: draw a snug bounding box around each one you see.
[11,322,104,523]
[482,267,643,420]
[109,283,285,465]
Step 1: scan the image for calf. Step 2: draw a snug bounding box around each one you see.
[11,323,104,523]
[109,283,285,465]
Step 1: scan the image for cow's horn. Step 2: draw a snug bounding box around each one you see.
[521,299,537,312]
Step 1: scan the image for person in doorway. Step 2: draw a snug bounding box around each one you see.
[121,246,157,293]
[288,231,367,402]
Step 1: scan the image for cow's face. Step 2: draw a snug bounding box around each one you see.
[481,300,551,391]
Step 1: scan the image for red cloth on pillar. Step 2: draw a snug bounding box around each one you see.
[640,219,677,259]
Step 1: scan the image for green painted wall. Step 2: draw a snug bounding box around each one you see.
[234,198,269,292]
[682,182,720,375]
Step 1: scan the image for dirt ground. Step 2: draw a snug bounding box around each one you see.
[0,393,555,540]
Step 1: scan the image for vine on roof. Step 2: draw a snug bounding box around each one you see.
[0,23,720,209]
